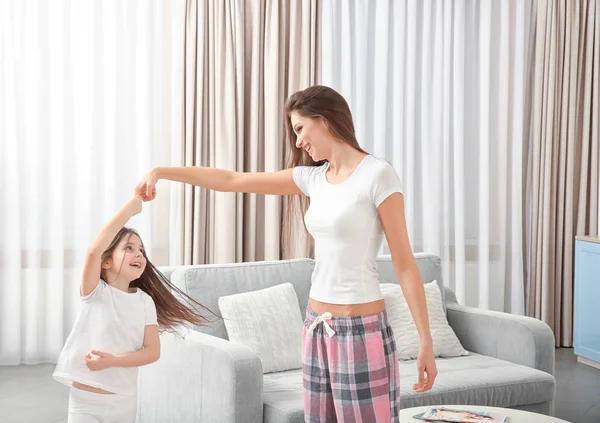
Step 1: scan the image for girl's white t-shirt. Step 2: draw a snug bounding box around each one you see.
[293,154,403,304]
[53,280,157,395]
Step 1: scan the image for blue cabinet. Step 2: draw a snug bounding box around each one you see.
[574,236,600,368]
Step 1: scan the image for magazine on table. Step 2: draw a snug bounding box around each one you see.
[415,406,508,423]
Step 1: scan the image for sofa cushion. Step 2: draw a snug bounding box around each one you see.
[398,353,555,408]
[219,283,304,373]
[381,282,468,360]
[263,369,305,423]
[261,354,555,423]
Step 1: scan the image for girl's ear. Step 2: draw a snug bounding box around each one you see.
[101,258,112,270]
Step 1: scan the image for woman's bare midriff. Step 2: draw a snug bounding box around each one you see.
[308,298,385,317]
[72,381,115,395]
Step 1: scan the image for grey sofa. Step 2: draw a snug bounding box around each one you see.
[138,253,556,423]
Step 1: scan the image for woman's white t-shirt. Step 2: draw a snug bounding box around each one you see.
[53,280,157,395]
[293,154,403,304]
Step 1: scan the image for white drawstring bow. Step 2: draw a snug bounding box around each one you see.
[308,312,336,337]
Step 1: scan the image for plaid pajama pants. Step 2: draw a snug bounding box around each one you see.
[302,307,400,423]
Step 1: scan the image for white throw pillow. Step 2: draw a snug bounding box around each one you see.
[218,283,303,374]
[381,281,468,360]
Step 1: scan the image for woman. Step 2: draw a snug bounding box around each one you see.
[136,85,437,422]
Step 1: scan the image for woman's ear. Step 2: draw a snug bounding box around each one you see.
[101,258,112,270]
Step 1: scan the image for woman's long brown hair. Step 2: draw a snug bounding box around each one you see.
[282,85,367,258]
[101,227,215,329]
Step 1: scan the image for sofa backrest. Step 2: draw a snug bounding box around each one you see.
[161,252,444,340]
[166,258,315,339]
[377,253,445,306]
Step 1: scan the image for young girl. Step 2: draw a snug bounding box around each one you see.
[53,195,209,423]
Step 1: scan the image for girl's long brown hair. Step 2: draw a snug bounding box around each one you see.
[282,85,367,258]
[101,227,215,329]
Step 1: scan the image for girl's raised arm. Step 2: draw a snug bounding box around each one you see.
[80,196,142,297]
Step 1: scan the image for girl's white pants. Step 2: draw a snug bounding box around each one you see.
[68,387,137,423]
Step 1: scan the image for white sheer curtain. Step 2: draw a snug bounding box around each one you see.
[321,0,535,313]
[0,0,185,364]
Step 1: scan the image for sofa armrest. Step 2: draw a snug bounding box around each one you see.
[446,300,555,376]
[138,330,263,423]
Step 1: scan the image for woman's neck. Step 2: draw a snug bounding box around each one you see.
[326,146,368,175]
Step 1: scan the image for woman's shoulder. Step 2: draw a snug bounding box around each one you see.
[360,156,403,202]
[293,162,328,181]
[362,155,399,178]
[365,154,392,168]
